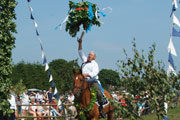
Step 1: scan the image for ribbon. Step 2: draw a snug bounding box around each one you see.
[96,79,104,93]
[88,2,93,20]
[97,11,106,17]
[75,7,89,10]
[95,7,112,24]
[86,2,93,32]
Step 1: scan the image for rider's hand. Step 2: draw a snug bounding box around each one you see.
[77,37,82,44]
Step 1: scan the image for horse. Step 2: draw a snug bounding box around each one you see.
[73,69,114,120]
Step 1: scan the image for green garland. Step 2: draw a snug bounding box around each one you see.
[74,88,97,120]
[65,1,101,37]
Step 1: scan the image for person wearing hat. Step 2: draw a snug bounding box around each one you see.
[50,97,61,117]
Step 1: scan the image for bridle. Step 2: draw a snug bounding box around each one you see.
[73,75,87,97]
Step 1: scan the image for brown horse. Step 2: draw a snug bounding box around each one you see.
[73,69,114,120]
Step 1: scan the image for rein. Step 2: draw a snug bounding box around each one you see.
[74,78,87,92]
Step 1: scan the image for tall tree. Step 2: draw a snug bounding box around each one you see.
[0,0,17,116]
[49,59,79,94]
[99,69,120,90]
[11,61,50,90]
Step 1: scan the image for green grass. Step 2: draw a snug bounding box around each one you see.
[122,106,180,120]
[99,106,180,120]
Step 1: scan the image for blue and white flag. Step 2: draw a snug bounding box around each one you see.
[54,87,60,100]
[172,27,180,37]
[172,0,178,9]
[167,63,176,76]
[51,81,55,88]
[45,63,49,71]
[170,4,176,17]
[49,74,53,82]
[173,14,180,27]
[168,37,177,56]
[168,52,175,69]
[54,87,58,95]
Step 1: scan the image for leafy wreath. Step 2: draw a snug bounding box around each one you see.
[74,88,97,120]
[65,1,101,37]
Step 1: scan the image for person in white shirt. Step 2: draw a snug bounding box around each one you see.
[35,91,43,102]
[21,89,29,117]
[77,38,106,118]
[7,87,18,120]
[67,92,76,116]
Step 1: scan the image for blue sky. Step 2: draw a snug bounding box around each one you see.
[13,0,180,72]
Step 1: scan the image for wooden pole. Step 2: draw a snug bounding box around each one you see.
[80,30,85,40]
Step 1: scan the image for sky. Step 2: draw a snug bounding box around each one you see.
[13,0,180,72]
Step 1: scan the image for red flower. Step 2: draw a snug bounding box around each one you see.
[122,103,127,106]
[136,95,140,99]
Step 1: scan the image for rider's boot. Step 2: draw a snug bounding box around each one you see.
[99,102,106,118]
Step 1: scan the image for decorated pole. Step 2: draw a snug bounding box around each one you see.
[56,1,112,39]
[80,30,85,40]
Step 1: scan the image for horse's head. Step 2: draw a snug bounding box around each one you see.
[73,69,87,98]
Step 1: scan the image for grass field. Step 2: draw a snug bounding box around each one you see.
[121,106,180,120]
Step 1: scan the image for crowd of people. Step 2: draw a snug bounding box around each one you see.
[14,87,76,120]
[111,90,151,119]
[8,85,156,120]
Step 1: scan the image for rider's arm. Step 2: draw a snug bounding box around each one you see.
[78,38,87,63]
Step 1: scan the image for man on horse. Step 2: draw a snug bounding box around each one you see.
[77,38,107,118]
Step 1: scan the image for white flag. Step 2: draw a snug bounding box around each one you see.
[168,37,177,56]
[173,0,178,9]
[58,98,62,106]
[41,50,45,59]
[49,74,53,82]
[29,6,33,12]
[45,63,49,71]
[167,63,176,76]
[34,20,38,28]
[173,14,180,27]
[54,87,58,95]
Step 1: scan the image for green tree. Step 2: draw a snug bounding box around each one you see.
[0,0,17,116]
[11,61,50,90]
[49,59,79,94]
[13,79,26,96]
[116,40,175,120]
[99,69,120,90]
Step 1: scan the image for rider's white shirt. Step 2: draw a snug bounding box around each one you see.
[79,50,99,79]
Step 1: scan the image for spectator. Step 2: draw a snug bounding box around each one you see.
[36,91,43,103]
[42,100,50,117]
[36,101,43,116]
[29,98,37,120]
[50,97,61,117]
[16,96,22,115]
[67,92,76,116]
[7,87,18,120]
[29,92,36,101]
[43,90,48,101]
[21,89,29,118]
[46,87,53,103]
